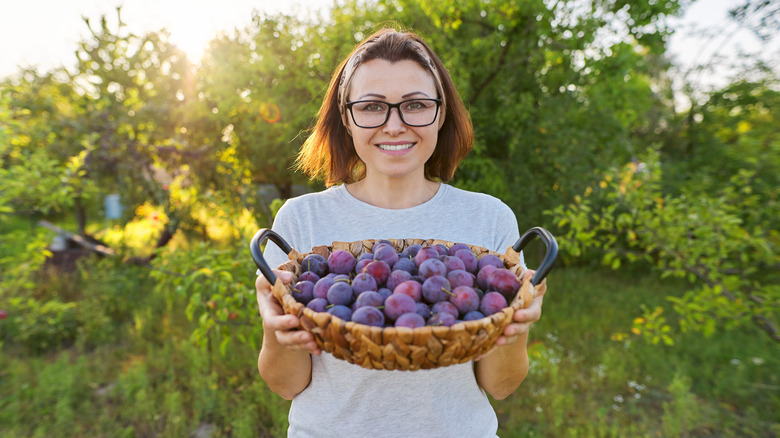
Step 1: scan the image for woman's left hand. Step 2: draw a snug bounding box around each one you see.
[495,269,546,346]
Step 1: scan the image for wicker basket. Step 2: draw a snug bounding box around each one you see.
[250,228,557,371]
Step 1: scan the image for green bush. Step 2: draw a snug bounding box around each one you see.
[3,298,79,352]
[149,241,263,357]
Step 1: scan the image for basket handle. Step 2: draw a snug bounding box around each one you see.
[250,228,293,285]
[512,227,558,286]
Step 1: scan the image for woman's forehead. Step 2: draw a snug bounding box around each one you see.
[349,59,437,98]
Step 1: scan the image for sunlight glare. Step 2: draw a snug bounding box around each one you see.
[161,4,220,63]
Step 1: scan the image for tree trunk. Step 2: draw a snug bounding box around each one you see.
[74,196,87,237]
[277,181,293,200]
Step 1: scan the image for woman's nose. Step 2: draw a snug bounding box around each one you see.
[382,107,407,134]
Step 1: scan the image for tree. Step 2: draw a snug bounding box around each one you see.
[355,0,687,228]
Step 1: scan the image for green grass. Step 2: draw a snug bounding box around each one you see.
[0,249,777,436]
[493,266,779,437]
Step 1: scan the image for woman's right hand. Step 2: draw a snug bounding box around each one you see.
[256,270,322,355]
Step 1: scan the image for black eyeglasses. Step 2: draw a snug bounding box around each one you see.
[345,98,442,128]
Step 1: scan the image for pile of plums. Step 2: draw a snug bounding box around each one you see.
[290,241,521,328]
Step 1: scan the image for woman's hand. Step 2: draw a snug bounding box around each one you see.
[256,270,321,355]
[473,269,546,399]
[495,269,546,347]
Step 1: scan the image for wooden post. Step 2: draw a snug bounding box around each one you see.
[37,220,116,257]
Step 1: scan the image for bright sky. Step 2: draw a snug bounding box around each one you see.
[0,0,773,93]
[0,0,333,79]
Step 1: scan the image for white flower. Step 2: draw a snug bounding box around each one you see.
[628,380,646,392]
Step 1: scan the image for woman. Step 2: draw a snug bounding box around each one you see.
[255,27,546,437]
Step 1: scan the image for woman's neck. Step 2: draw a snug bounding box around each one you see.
[346,177,440,209]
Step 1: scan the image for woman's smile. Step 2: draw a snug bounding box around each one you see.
[376,141,415,152]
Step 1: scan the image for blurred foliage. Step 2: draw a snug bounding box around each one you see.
[548,147,778,341]
[0,0,777,364]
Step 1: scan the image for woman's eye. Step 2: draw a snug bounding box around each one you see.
[359,103,386,112]
[403,100,427,111]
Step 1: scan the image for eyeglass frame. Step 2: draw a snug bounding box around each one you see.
[344,98,443,128]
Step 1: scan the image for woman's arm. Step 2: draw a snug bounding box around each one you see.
[256,270,321,400]
[474,271,546,400]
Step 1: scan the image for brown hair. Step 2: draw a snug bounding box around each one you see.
[295,28,473,186]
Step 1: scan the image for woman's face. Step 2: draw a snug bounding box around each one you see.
[346,58,441,183]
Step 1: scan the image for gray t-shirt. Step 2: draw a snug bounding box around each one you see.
[262,183,523,437]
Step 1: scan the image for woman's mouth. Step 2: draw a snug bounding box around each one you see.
[376,142,414,151]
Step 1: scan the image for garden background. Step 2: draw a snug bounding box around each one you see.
[0,0,777,436]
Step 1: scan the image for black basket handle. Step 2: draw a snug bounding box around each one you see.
[512,227,558,286]
[250,228,293,285]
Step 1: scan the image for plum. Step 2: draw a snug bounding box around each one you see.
[392,257,417,275]
[364,260,391,286]
[373,243,399,267]
[291,280,315,304]
[355,290,384,308]
[463,310,485,321]
[415,302,431,319]
[306,297,329,313]
[301,253,328,277]
[327,304,353,321]
[377,287,392,301]
[476,264,498,290]
[413,246,440,267]
[352,306,385,327]
[454,248,479,273]
[447,243,471,256]
[487,268,521,302]
[383,293,417,322]
[440,255,465,272]
[449,285,480,315]
[395,312,426,328]
[401,243,422,259]
[477,254,504,271]
[351,271,378,298]
[298,270,320,284]
[393,279,422,302]
[422,275,452,303]
[431,301,459,319]
[327,281,353,306]
[328,250,357,275]
[446,269,475,289]
[479,291,508,316]
[428,312,456,327]
[418,258,447,279]
[386,269,412,291]
[313,276,335,299]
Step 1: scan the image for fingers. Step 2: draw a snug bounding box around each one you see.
[255,269,293,290]
[256,269,294,314]
[513,296,543,325]
[492,291,545,347]
[255,271,322,355]
[274,326,322,355]
[262,309,322,355]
